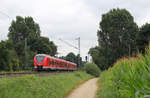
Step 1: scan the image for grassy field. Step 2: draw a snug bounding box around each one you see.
[0,71,92,98]
[97,48,150,98]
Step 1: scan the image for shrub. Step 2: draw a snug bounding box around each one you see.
[84,62,101,77]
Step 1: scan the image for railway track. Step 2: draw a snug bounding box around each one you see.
[0,71,72,78]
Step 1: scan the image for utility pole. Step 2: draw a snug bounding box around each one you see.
[25,38,28,69]
[76,37,80,68]
[78,37,80,68]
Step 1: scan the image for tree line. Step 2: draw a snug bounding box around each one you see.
[89,8,150,70]
[0,16,57,71]
[59,52,83,68]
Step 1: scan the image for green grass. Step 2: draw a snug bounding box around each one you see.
[98,48,150,98]
[0,71,92,98]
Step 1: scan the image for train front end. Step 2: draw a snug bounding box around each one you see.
[34,54,46,70]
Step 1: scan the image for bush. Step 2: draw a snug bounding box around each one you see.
[84,62,101,77]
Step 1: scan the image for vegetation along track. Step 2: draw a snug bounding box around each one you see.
[0,71,72,78]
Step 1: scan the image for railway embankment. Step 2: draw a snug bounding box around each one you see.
[0,71,92,98]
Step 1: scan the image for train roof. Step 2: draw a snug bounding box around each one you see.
[35,54,77,65]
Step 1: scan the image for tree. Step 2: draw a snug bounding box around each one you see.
[8,16,40,57]
[8,16,40,42]
[62,52,82,68]
[7,16,57,69]
[89,46,113,70]
[59,56,66,60]
[29,36,57,56]
[89,47,103,69]
[0,40,19,71]
[65,52,76,63]
[90,8,138,70]
[136,23,150,53]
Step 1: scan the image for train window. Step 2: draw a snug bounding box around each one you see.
[36,56,45,63]
[52,61,54,65]
[65,64,67,67]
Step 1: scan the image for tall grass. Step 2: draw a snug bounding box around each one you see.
[0,71,92,98]
[98,48,150,98]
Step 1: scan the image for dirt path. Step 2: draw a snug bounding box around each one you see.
[66,78,99,98]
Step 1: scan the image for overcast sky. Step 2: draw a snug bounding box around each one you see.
[0,0,150,60]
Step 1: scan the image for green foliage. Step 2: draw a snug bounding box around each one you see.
[29,36,57,56]
[136,23,150,54]
[60,52,82,68]
[89,47,110,70]
[8,16,57,57]
[84,62,101,77]
[0,40,19,71]
[65,52,77,63]
[0,16,57,71]
[89,8,138,70]
[0,72,92,98]
[8,16,40,43]
[98,47,150,98]
[98,70,119,98]
[0,16,58,71]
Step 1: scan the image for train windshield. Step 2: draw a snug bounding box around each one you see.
[36,56,45,63]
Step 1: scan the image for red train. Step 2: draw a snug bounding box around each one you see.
[34,54,77,71]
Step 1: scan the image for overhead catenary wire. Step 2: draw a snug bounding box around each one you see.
[0,10,12,20]
[48,33,79,55]
[59,38,78,50]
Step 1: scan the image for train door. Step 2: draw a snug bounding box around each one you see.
[54,60,58,69]
[52,59,54,68]
[65,62,67,69]
[47,57,50,68]
[49,58,52,68]
[67,62,69,69]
